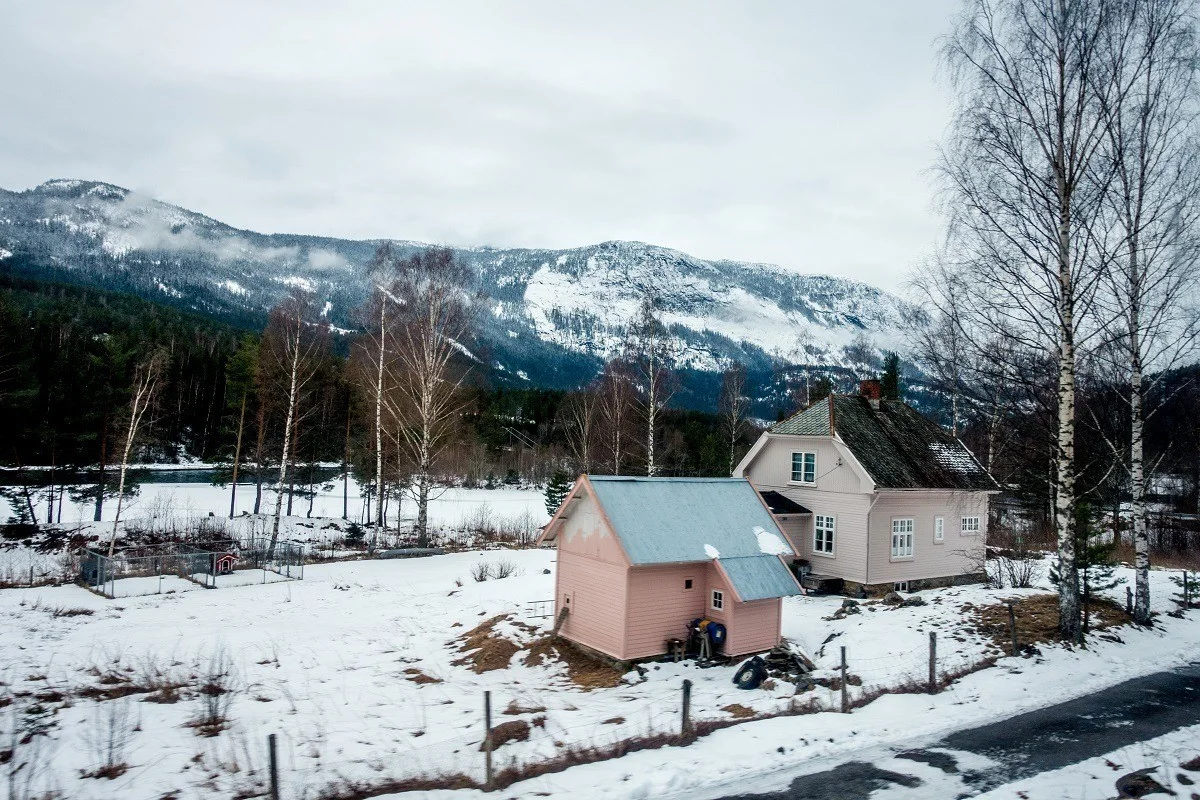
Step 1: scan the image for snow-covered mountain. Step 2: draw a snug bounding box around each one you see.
[0,179,919,392]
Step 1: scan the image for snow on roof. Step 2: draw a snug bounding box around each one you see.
[584,476,801,601]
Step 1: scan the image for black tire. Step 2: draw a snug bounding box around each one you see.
[733,657,767,690]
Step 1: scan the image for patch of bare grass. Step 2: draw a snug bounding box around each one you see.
[968,593,1131,650]
[522,637,626,689]
[402,668,441,685]
[503,700,546,715]
[721,703,755,719]
[481,719,531,751]
[451,615,524,673]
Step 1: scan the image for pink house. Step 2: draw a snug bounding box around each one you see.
[736,381,1000,595]
[539,476,802,662]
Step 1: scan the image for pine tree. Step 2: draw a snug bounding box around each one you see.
[544,469,573,518]
[880,352,901,400]
[1050,502,1119,632]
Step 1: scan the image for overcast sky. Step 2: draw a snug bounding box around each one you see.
[1,1,960,291]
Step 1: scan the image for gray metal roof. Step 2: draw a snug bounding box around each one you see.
[718,555,803,601]
[587,476,795,564]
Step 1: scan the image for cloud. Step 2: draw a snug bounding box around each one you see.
[0,0,960,291]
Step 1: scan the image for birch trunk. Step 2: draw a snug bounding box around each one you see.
[269,323,301,558]
[1129,282,1150,623]
[229,391,247,519]
[1055,187,1081,643]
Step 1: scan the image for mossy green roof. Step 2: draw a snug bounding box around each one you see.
[770,396,999,492]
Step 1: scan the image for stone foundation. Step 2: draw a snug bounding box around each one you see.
[843,572,986,597]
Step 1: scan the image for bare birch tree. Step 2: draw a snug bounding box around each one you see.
[261,290,328,557]
[559,387,598,473]
[352,243,402,551]
[626,293,676,476]
[107,350,166,558]
[940,0,1134,641]
[598,360,636,476]
[387,248,476,547]
[1097,0,1200,623]
[719,361,750,475]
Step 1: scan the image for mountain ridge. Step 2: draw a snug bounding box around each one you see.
[0,178,919,401]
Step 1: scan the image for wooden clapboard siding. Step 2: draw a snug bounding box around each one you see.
[554,490,630,660]
[740,434,871,495]
[623,564,706,660]
[725,599,782,657]
[775,489,871,584]
[866,491,988,584]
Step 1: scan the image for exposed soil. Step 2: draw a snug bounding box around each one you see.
[451,615,524,674]
[966,593,1131,651]
[402,668,441,685]
[522,637,626,689]
[721,704,756,719]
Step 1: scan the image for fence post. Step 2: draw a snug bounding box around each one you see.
[928,632,937,695]
[840,646,848,713]
[29,566,34,587]
[1007,601,1018,657]
[483,690,493,789]
[268,733,279,800]
[681,679,693,738]
[1186,571,1191,607]
[1126,585,1133,615]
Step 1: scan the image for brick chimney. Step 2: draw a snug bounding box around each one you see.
[859,379,882,409]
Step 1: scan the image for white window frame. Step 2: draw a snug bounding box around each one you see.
[711,589,724,611]
[961,516,981,535]
[934,516,945,543]
[813,514,836,557]
[891,518,914,559]
[790,451,817,485]
[894,581,909,593]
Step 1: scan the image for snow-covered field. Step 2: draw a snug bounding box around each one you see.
[1,541,1197,799]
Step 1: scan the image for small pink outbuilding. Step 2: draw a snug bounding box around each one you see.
[539,475,802,662]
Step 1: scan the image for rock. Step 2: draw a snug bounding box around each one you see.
[902,596,927,608]
[882,591,905,605]
[841,598,860,609]
[542,568,551,574]
[1115,767,1174,798]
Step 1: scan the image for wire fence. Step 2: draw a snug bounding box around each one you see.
[283,636,998,797]
[78,537,305,599]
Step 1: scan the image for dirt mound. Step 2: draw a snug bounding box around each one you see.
[523,637,626,689]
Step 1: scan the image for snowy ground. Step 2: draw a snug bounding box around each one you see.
[1,542,1197,799]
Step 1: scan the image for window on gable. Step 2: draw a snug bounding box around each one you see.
[791,452,816,484]
[961,516,981,535]
[711,589,724,610]
[934,517,945,543]
[813,514,836,555]
[891,518,914,558]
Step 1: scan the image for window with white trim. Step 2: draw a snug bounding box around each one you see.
[813,514,836,555]
[891,518,914,558]
[961,516,981,535]
[934,517,945,543]
[791,452,816,484]
[711,589,724,611]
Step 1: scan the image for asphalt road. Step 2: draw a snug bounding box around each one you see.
[715,661,1200,800]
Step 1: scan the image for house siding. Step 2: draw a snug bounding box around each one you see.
[623,564,706,660]
[555,491,630,660]
[866,491,989,585]
[725,598,782,657]
[771,489,871,584]
[740,434,869,495]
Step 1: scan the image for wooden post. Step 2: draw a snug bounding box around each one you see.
[1126,585,1133,615]
[681,679,693,737]
[1007,601,1018,656]
[268,733,279,800]
[483,690,493,789]
[1185,571,1191,607]
[839,646,848,713]
[928,631,937,695]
